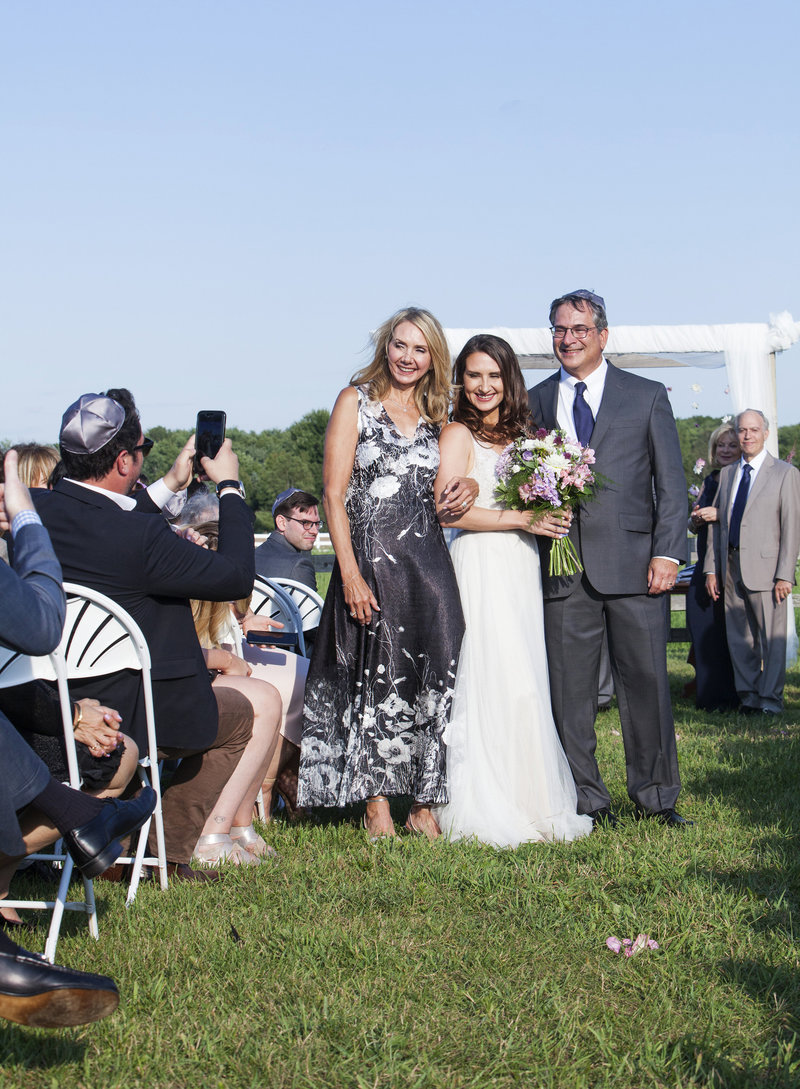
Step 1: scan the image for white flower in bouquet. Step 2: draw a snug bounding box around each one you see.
[494,428,600,576]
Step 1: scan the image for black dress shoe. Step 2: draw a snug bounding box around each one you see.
[637,807,694,827]
[587,807,617,829]
[62,787,157,879]
[0,942,119,1027]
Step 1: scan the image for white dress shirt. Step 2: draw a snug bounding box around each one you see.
[556,360,608,440]
[728,449,768,515]
[65,477,175,512]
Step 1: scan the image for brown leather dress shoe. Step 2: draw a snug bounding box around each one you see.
[165,862,220,883]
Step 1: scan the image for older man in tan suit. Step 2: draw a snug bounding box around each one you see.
[705,408,800,713]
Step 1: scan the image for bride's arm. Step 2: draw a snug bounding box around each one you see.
[436,424,526,532]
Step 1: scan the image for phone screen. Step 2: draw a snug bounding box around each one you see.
[194,411,226,476]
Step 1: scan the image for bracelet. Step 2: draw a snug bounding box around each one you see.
[73,704,84,729]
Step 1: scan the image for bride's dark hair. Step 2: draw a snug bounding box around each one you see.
[452,334,532,443]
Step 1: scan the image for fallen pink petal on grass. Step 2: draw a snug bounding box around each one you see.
[606,934,659,956]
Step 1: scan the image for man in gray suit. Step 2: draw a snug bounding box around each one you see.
[528,290,689,827]
[704,408,800,713]
[254,488,320,591]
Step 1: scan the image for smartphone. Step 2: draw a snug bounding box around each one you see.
[193,411,226,477]
[245,631,301,650]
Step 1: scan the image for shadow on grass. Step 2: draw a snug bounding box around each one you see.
[656,1031,800,1089]
[0,1024,88,1068]
[303,796,414,831]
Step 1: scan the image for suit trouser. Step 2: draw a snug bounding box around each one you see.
[149,687,253,864]
[543,575,681,814]
[0,716,51,857]
[724,550,787,712]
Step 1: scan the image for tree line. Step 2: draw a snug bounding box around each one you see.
[5,411,797,531]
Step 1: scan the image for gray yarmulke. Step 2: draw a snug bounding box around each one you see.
[60,394,126,454]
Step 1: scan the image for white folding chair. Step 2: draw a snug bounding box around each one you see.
[1,584,168,944]
[0,640,99,963]
[54,584,169,905]
[267,577,323,654]
[249,577,307,657]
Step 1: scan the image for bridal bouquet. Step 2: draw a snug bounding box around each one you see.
[494,429,598,576]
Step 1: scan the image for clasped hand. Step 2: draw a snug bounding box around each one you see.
[73,699,124,757]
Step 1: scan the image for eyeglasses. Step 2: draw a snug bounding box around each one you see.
[286,516,322,531]
[550,325,598,341]
[131,437,154,457]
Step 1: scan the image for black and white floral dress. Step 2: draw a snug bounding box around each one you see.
[298,386,464,807]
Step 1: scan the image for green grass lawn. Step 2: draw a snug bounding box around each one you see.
[4,640,800,1088]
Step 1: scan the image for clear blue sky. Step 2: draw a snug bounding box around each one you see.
[2,0,798,442]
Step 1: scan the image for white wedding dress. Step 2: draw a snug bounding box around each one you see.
[436,438,593,847]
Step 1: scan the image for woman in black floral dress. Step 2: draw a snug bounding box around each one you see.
[297,307,474,840]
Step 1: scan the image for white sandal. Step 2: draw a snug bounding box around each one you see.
[193,833,260,866]
[230,824,279,861]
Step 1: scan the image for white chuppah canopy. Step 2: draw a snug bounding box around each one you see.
[445,311,800,458]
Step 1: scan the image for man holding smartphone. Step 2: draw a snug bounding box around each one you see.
[34,389,255,881]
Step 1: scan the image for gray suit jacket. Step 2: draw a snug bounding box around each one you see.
[528,364,687,597]
[254,532,317,591]
[704,453,800,591]
[0,521,66,854]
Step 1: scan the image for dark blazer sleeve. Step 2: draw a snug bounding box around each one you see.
[0,523,65,655]
[141,493,255,602]
[134,489,162,514]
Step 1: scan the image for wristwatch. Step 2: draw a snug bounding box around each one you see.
[215,479,246,499]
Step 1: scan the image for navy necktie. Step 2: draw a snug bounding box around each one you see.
[573,381,594,446]
[728,463,752,548]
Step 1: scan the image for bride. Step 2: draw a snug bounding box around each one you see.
[434,334,592,847]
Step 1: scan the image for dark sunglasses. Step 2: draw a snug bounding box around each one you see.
[131,437,154,457]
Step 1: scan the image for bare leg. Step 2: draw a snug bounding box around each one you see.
[406,803,441,841]
[205,676,281,829]
[364,796,396,839]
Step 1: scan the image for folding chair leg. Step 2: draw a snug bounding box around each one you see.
[84,875,99,940]
[123,764,168,905]
[43,857,97,963]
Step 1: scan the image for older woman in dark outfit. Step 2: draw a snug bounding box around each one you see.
[686,423,740,710]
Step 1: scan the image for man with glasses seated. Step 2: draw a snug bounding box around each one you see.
[255,488,321,592]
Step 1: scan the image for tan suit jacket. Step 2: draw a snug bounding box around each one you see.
[705,453,800,590]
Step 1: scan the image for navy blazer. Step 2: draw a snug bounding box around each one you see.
[34,481,255,751]
[0,522,65,656]
[528,364,687,597]
[0,520,65,854]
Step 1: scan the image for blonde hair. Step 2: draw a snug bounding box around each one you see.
[188,520,252,648]
[12,444,59,489]
[708,424,739,469]
[350,306,452,426]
